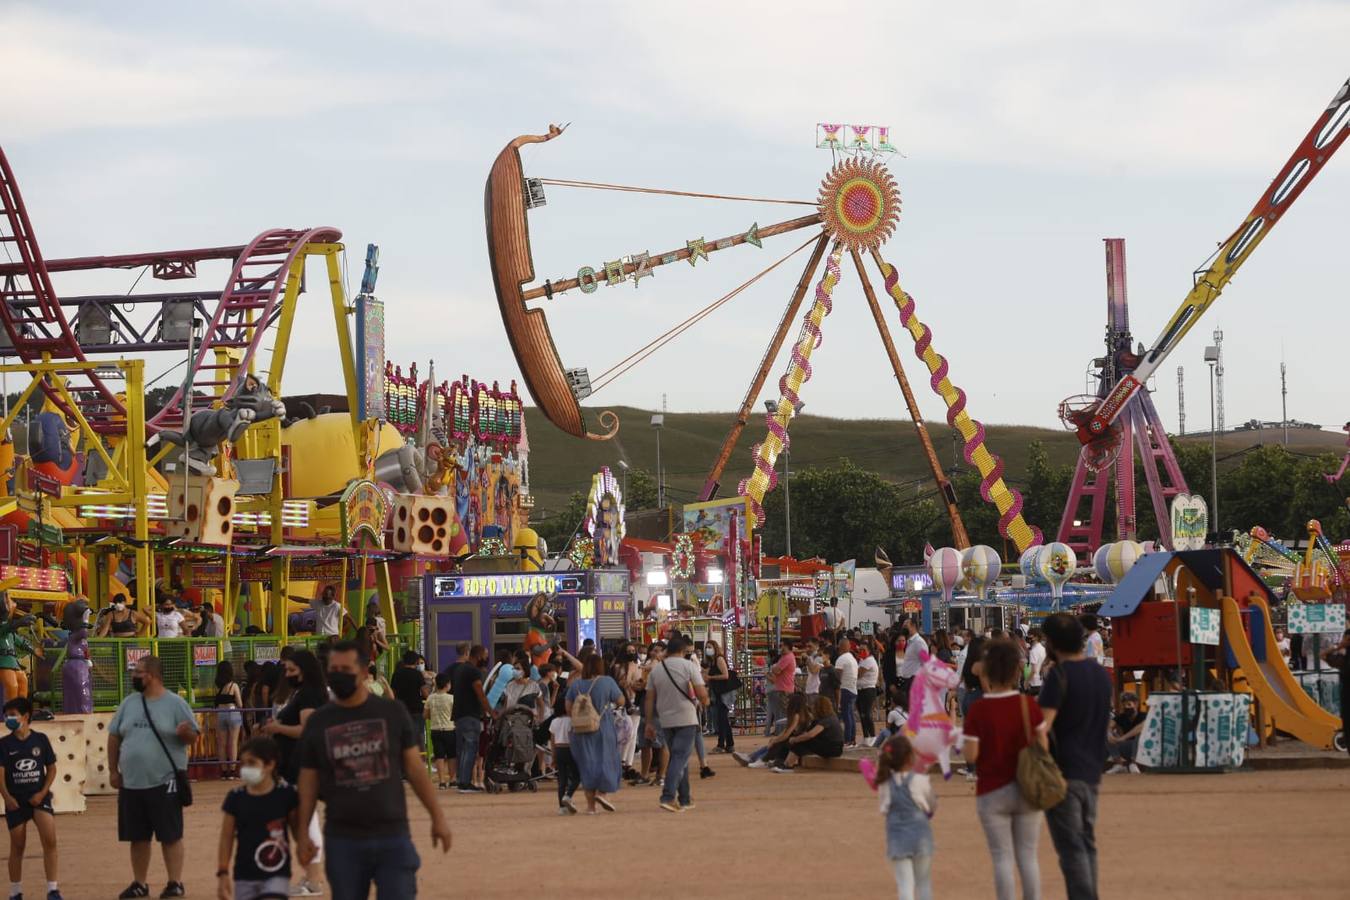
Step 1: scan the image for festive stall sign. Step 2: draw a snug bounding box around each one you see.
[340,480,389,548]
[683,497,754,552]
[355,294,386,421]
[815,124,898,154]
[193,644,218,668]
[1170,494,1209,551]
[125,647,151,671]
[1188,607,1221,645]
[1287,602,1347,635]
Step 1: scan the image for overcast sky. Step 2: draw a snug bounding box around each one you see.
[4,0,1348,439]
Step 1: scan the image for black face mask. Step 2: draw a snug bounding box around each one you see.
[131,676,146,693]
[328,671,358,700]
[286,675,302,688]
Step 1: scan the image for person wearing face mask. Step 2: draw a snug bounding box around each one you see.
[153,596,199,640]
[1,697,62,900]
[297,641,452,898]
[259,650,327,896]
[107,655,199,899]
[217,736,298,900]
[703,640,735,753]
[97,594,150,638]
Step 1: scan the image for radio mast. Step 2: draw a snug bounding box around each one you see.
[1177,366,1185,435]
[1281,360,1289,446]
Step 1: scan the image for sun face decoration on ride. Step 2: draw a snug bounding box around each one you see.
[817,157,900,250]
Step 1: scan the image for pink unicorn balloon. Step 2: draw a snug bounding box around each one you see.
[862,649,963,789]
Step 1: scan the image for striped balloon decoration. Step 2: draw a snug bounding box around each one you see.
[928,546,964,605]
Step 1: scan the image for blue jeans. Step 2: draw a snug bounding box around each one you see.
[661,724,696,806]
[1045,779,1099,900]
[454,717,482,787]
[324,833,421,900]
[840,689,858,744]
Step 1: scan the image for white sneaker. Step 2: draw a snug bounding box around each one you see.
[732,752,752,766]
[1128,763,1141,774]
[747,760,767,769]
[1106,764,1128,774]
[964,771,977,782]
[289,882,323,897]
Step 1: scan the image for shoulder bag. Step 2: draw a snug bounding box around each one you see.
[1015,693,1065,810]
[140,694,193,807]
[662,660,700,706]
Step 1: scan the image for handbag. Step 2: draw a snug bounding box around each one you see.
[1015,694,1066,810]
[140,694,193,807]
[662,660,700,705]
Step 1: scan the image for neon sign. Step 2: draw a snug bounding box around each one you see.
[816,124,897,154]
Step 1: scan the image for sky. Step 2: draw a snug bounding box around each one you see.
[4,0,1348,441]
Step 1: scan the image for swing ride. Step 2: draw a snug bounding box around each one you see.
[487,129,1042,552]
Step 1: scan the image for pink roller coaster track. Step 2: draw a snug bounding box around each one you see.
[0,145,338,435]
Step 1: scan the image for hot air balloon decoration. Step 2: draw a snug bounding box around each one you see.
[1036,541,1076,606]
[962,545,1002,600]
[927,546,964,607]
[1020,545,1045,583]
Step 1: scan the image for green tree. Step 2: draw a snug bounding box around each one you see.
[759,459,907,562]
[625,468,659,511]
[1021,441,1074,540]
[533,490,588,554]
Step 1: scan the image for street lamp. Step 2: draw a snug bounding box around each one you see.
[650,414,664,508]
[1204,345,1220,538]
[616,459,629,501]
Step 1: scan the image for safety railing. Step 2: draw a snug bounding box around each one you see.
[43,632,416,712]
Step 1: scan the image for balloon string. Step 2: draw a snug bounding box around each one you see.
[538,178,814,206]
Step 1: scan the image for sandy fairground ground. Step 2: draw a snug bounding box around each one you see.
[8,742,1350,899]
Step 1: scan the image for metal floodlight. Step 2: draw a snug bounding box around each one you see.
[161,299,197,342]
[617,459,629,471]
[524,178,548,209]
[764,399,777,414]
[646,570,669,587]
[650,413,664,429]
[1203,346,1220,364]
[77,302,113,346]
[707,568,724,585]
[565,367,593,400]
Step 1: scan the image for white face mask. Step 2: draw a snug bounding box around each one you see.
[239,765,266,787]
[114,603,126,611]
[705,647,716,657]
[416,664,425,672]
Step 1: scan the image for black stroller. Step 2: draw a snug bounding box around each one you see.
[484,705,541,793]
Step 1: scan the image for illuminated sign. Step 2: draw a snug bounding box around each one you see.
[816,123,897,154]
[578,597,597,645]
[340,480,388,548]
[430,573,583,599]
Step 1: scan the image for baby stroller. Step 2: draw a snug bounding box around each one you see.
[484,705,540,793]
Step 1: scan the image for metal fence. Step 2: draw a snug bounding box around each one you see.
[45,631,417,712]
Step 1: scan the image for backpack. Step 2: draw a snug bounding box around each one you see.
[1015,693,1067,810]
[571,680,602,734]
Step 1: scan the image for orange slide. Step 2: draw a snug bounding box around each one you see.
[1221,594,1344,751]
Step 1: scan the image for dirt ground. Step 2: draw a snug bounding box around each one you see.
[14,745,1350,899]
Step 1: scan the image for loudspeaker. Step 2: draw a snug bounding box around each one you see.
[390,495,456,556]
[166,476,239,545]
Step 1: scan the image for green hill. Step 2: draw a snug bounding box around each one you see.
[523,405,1345,516]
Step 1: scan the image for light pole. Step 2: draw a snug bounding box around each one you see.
[650,414,664,508]
[1204,345,1220,538]
[617,459,629,501]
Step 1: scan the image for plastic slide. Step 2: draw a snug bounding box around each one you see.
[1220,595,1344,751]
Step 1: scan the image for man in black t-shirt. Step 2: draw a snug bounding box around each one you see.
[1039,612,1114,900]
[1,697,61,898]
[451,646,490,792]
[297,641,450,898]
[389,651,428,722]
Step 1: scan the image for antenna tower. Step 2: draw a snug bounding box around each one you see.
[1281,360,1288,447]
[1212,328,1225,433]
[1177,366,1185,435]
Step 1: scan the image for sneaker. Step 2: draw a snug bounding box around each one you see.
[1128,763,1141,774]
[747,760,768,769]
[118,885,150,899]
[48,890,64,900]
[681,801,696,811]
[159,884,186,899]
[557,806,572,816]
[770,764,793,773]
[289,881,323,896]
[562,794,577,813]
[1106,764,1128,775]
[659,800,683,812]
[457,785,485,794]
[596,795,616,812]
[700,765,715,779]
[711,746,729,754]
[732,752,752,767]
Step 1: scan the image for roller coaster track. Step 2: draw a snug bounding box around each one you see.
[0,145,339,435]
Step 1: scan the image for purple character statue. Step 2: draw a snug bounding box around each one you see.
[61,598,93,714]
